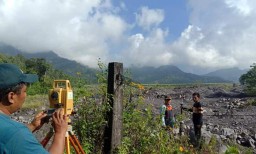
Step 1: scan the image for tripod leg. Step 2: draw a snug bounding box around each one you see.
[69,131,86,154]
[41,128,54,147]
[69,136,81,154]
[65,133,71,154]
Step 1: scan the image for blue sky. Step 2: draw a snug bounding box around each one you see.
[113,0,190,41]
[0,0,255,74]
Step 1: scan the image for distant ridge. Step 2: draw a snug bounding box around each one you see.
[0,43,97,83]
[0,42,22,55]
[0,42,235,84]
[130,65,229,84]
[204,67,248,83]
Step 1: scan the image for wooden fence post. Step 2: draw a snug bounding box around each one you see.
[103,62,123,154]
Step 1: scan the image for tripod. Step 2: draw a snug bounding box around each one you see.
[41,124,86,154]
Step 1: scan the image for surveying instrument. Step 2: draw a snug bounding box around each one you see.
[41,80,86,154]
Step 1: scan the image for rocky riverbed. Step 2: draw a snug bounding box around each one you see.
[143,84,256,153]
[10,84,256,153]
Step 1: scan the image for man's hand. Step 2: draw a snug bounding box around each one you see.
[181,106,193,112]
[52,108,68,134]
[27,111,47,132]
[48,108,68,154]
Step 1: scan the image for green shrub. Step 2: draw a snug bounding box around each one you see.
[225,146,240,154]
[248,99,256,106]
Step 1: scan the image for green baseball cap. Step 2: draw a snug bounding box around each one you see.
[0,63,38,88]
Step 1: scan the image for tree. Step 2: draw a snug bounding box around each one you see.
[25,58,50,81]
[239,63,256,94]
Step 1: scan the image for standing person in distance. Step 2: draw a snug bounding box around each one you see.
[0,63,68,154]
[160,95,175,129]
[182,92,204,148]
[191,92,203,148]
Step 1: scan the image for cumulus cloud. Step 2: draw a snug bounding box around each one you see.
[122,28,172,67]
[169,0,256,72]
[171,25,237,69]
[0,0,256,73]
[135,6,164,31]
[225,0,253,15]
[0,0,128,67]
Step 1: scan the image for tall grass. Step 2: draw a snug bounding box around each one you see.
[24,94,48,109]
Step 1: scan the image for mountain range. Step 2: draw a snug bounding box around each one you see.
[0,42,247,84]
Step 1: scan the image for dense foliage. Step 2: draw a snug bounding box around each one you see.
[239,63,256,95]
[0,53,73,94]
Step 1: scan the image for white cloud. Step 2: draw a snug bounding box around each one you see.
[129,33,144,48]
[135,7,164,31]
[170,0,256,72]
[122,28,172,67]
[0,0,256,73]
[0,0,127,67]
[171,25,238,69]
[225,0,253,16]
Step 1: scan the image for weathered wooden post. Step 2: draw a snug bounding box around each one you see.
[103,62,123,154]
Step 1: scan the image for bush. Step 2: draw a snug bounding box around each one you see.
[249,99,256,106]
[225,146,240,154]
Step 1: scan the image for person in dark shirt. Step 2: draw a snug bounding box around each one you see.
[191,92,203,147]
[182,92,203,148]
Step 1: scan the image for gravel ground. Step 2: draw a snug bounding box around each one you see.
[143,85,256,134]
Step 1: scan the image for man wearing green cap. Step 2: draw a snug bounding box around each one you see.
[0,63,68,154]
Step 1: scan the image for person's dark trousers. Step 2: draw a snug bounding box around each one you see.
[194,124,202,148]
[166,121,174,129]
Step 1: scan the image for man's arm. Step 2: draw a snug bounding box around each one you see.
[196,102,204,114]
[197,107,204,114]
[160,105,166,126]
[182,106,193,112]
[27,111,47,132]
[48,108,68,154]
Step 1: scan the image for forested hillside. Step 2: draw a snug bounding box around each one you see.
[0,43,98,83]
[0,53,86,94]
